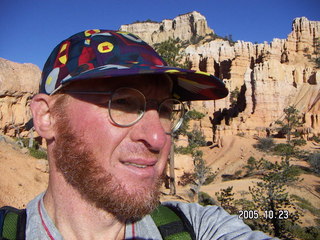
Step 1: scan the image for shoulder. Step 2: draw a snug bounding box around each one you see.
[162,201,277,240]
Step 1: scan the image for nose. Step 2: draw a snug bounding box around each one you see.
[130,109,168,152]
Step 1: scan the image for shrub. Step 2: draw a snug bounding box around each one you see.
[310,135,320,143]
[187,110,205,120]
[178,172,195,186]
[291,194,320,216]
[273,143,295,156]
[215,186,238,214]
[254,138,275,152]
[29,148,47,159]
[187,129,206,149]
[198,191,216,206]
[244,157,265,176]
[308,152,320,174]
[203,172,216,185]
[291,139,307,147]
[175,145,194,155]
[286,224,320,240]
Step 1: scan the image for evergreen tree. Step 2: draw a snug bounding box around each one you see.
[275,106,303,143]
[190,150,215,202]
[154,38,189,68]
[215,186,238,214]
[249,158,302,239]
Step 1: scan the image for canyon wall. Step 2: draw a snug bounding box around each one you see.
[120,11,214,45]
[121,13,320,140]
[0,58,41,136]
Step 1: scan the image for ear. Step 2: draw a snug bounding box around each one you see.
[30,94,55,141]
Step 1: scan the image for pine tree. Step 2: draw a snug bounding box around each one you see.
[248,158,302,239]
[215,186,238,214]
[154,38,189,68]
[275,106,303,143]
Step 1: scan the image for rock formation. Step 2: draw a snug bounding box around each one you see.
[121,14,320,140]
[187,17,320,139]
[120,11,214,45]
[0,13,319,142]
[0,58,41,136]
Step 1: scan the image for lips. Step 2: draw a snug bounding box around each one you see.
[123,162,149,168]
[120,158,157,168]
[119,158,158,177]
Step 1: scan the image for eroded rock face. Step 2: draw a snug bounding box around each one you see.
[186,17,320,139]
[121,14,319,139]
[0,58,40,136]
[120,11,214,45]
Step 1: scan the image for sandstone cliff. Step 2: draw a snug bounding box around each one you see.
[0,58,41,136]
[122,14,320,140]
[120,11,214,45]
[187,17,320,139]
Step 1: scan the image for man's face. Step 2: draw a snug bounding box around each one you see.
[52,75,172,221]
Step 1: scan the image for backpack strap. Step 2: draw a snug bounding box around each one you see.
[0,204,196,240]
[0,206,26,240]
[150,204,196,240]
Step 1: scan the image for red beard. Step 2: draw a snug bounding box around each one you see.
[53,116,164,221]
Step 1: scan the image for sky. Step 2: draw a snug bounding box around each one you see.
[1,0,319,69]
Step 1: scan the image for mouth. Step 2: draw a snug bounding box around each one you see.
[122,162,149,168]
[119,158,158,178]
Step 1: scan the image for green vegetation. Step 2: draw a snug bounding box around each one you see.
[253,107,309,161]
[291,195,320,217]
[314,38,320,69]
[229,87,240,108]
[17,137,47,159]
[173,109,215,201]
[215,186,238,214]
[273,143,296,157]
[154,38,189,68]
[254,138,275,152]
[308,152,320,174]
[29,147,48,159]
[175,109,205,136]
[190,149,215,201]
[200,104,319,238]
[275,106,303,143]
[198,191,215,206]
[216,158,303,239]
[248,159,302,239]
[133,19,158,24]
[206,33,236,46]
[175,110,206,154]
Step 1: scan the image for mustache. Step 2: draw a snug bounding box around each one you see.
[118,141,161,157]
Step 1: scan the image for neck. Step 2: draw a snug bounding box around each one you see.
[43,169,125,240]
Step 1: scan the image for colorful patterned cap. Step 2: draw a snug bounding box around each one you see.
[40,29,228,101]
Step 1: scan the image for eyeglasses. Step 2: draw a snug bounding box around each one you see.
[65,87,185,134]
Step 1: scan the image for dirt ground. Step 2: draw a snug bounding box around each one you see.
[0,138,48,208]
[0,135,319,227]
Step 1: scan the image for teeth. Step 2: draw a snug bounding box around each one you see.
[124,162,147,168]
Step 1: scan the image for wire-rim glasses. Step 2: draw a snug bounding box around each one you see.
[65,87,185,134]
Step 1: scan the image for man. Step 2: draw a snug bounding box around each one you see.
[25,30,274,239]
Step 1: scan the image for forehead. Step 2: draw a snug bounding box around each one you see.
[63,74,173,95]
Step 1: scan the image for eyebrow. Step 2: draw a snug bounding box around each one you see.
[64,91,113,95]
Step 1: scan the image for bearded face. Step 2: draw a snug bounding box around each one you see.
[51,84,170,221]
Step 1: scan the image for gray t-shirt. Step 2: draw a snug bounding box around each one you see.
[26,193,276,239]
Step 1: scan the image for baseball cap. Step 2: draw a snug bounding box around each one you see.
[40,29,228,101]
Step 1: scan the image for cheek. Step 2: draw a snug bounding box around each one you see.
[67,102,127,157]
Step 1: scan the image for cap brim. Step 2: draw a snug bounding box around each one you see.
[57,64,229,101]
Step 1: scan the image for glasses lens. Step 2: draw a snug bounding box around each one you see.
[109,88,145,126]
[159,99,184,133]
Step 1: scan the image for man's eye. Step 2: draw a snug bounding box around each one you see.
[115,98,130,105]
